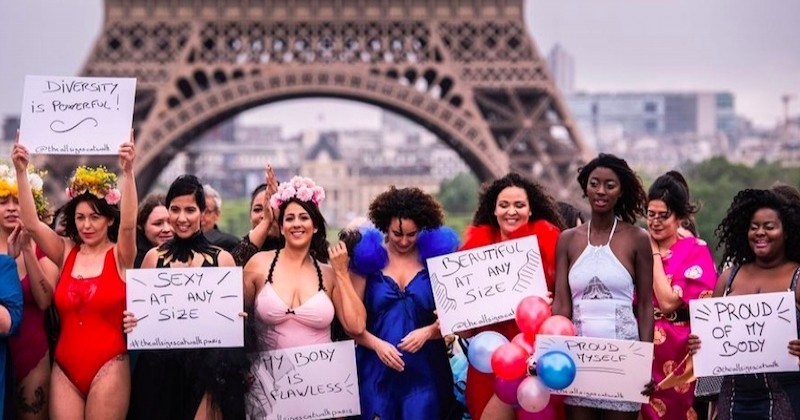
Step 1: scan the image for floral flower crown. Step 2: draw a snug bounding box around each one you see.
[0,163,50,220]
[66,166,121,205]
[269,176,325,209]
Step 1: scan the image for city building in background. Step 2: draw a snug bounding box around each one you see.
[547,44,576,96]
[155,110,469,227]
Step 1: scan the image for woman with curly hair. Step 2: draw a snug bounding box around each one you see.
[688,188,800,419]
[350,186,459,419]
[641,172,717,420]
[460,172,564,420]
[552,153,654,419]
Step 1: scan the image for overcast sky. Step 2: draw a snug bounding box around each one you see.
[1,0,798,132]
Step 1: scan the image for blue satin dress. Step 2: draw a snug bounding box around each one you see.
[357,270,455,419]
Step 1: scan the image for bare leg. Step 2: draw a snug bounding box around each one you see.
[85,355,130,420]
[480,394,515,420]
[17,353,50,420]
[49,364,85,420]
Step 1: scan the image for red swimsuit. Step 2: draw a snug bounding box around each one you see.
[54,246,126,397]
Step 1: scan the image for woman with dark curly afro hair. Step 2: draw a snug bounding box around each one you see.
[688,188,800,419]
[350,186,460,419]
[552,153,654,419]
[459,172,564,420]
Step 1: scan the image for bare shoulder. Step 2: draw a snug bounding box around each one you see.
[620,222,650,243]
[243,249,277,271]
[217,250,236,267]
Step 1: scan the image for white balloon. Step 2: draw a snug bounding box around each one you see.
[517,376,551,413]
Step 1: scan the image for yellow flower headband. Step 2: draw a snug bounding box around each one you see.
[0,163,50,220]
[66,166,121,205]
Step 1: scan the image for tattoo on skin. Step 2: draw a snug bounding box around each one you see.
[17,385,46,414]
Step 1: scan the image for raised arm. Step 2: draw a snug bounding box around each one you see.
[649,235,683,314]
[634,228,654,342]
[551,229,575,319]
[328,241,366,336]
[11,137,67,266]
[115,134,138,272]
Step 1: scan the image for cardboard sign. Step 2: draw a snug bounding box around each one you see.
[126,267,244,349]
[246,341,361,420]
[535,335,654,404]
[426,236,548,333]
[19,75,136,155]
[690,291,799,376]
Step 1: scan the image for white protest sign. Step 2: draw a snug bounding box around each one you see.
[246,341,361,420]
[426,236,547,333]
[19,75,136,155]
[126,267,243,349]
[534,335,654,404]
[690,291,799,377]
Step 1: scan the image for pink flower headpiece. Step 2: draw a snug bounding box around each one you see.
[269,176,326,209]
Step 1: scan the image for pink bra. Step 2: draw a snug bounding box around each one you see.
[254,283,334,349]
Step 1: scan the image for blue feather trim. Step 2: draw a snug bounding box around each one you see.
[417,226,460,264]
[350,227,388,277]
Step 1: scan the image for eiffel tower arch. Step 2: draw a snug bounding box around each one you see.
[42,0,591,200]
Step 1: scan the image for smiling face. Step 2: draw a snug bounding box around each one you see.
[494,186,530,239]
[585,167,622,214]
[143,205,173,246]
[0,196,19,232]
[748,207,786,261]
[281,201,315,248]
[250,190,267,229]
[75,201,113,246]
[386,217,419,255]
[168,194,202,239]
[647,199,679,247]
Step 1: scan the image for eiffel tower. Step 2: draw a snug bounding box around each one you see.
[40,0,591,200]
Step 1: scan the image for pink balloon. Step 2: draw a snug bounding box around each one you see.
[516,401,557,419]
[516,377,551,413]
[491,342,529,380]
[512,332,535,354]
[516,296,552,336]
[538,315,577,336]
[494,376,524,405]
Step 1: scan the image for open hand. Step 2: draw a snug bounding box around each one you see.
[7,223,31,258]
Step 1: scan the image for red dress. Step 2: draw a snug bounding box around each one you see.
[461,221,562,420]
[54,246,126,397]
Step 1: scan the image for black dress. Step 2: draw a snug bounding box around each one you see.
[128,242,249,420]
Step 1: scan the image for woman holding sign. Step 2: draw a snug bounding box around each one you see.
[126,174,247,420]
[347,186,459,419]
[688,188,800,419]
[642,172,717,420]
[552,153,654,419]
[0,162,59,420]
[12,135,137,420]
[460,172,564,420]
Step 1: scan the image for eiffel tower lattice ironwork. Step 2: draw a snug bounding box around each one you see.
[40,0,592,199]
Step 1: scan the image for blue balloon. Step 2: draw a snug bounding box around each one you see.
[467,332,509,373]
[536,350,577,390]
